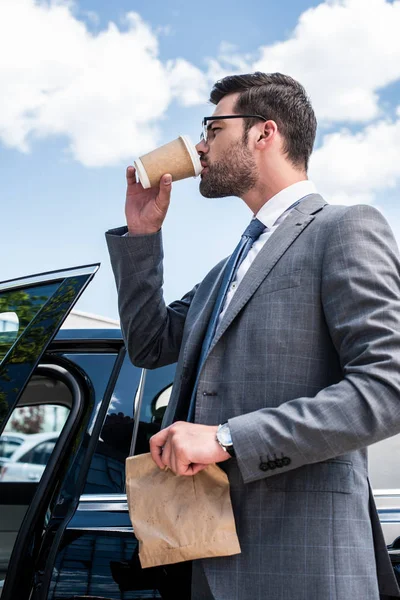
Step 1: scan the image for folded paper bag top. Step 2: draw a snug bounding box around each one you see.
[126,452,241,568]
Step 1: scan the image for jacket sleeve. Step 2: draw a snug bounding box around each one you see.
[105,226,198,368]
[228,205,400,484]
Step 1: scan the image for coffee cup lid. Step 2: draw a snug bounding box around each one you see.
[134,157,151,189]
[180,135,202,177]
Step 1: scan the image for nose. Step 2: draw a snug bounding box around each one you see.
[196,139,208,154]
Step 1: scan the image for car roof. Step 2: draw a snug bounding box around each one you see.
[7,432,59,462]
[1,432,27,442]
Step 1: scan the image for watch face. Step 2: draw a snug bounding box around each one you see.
[218,424,233,446]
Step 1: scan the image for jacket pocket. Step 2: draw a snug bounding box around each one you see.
[253,269,301,297]
[265,460,354,494]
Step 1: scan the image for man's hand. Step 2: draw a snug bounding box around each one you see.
[125,165,172,235]
[149,421,231,476]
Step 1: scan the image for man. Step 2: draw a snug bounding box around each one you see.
[106,72,400,599]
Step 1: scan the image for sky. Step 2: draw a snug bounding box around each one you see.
[2,0,400,321]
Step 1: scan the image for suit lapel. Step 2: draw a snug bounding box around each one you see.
[207,194,327,355]
[180,256,228,370]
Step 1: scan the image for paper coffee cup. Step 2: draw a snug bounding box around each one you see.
[134,135,202,189]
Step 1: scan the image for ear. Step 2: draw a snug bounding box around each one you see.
[255,120,278,149]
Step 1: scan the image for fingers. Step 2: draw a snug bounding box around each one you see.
[188,463,207,476]
[149,427,170,469]
[155,174,172,212]
[126,165,137,186]
[161,437,172,470]
[150,422,210,477]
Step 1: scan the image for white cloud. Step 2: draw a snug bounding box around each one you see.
[167,59,208,107]
[214,0,400,124]
[310,115,400,204]
[0,0,207,167]
[2,0,400,214]
[209,0,400,205]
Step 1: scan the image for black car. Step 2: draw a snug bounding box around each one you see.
[0,264,400,599]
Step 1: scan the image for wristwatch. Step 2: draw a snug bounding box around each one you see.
[216,423,235,457]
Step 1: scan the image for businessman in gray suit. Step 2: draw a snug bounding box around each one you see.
[106,72,400,599]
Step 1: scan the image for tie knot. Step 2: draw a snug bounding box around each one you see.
[242,218,266,242]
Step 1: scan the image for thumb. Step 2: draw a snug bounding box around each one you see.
[188,463,207,476]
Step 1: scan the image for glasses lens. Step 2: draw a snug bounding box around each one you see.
[201,119,207,143]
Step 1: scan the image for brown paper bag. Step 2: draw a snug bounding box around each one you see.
[126,452,241,568]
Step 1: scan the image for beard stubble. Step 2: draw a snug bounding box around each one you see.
[199,137,258,198]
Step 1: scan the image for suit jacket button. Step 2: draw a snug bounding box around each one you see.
[275,458,283,468]
[259,462,269,472]
[267,460,277,470]
[282,456,291,466]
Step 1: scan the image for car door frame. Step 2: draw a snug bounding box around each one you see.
[32,346,126,600]
[0,264,101,600]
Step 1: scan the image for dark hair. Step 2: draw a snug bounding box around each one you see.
[209,72,317,172]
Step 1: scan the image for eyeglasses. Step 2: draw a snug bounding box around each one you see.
[200,114,267,143]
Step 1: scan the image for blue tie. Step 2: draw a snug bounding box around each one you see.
[187,217,266,422]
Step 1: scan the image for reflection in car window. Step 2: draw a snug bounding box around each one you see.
[133,364,176,457]
[60,353,126,496]
[0,374,71,484]
[0,402,69,482]
[0,312,19,358]
[0,436,24,459]
[83,353,141,494]
[141,364,176,424]
[0,375,72,581]
[0,283,60,362]
[22,440,57,465]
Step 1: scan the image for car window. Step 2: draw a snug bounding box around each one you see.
[64,354,174,496]
[0,284,59,363]
[0,401,69,482]
[133,364,176,457]
[0,311,19,358]
[58,352,126,496]
[0,436,24,460]
[0,374,73,582]
[21,440,57,465]
[84,353,141,495]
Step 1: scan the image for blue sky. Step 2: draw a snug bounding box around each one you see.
[2,0,400,321]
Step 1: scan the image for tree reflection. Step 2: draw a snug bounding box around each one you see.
[0,277,86,431]
[0,290,49,361]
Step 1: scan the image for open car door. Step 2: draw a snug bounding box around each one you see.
[0,264,99,599]
[0,264,99,434]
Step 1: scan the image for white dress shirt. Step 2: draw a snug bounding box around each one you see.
[217,180,317,324]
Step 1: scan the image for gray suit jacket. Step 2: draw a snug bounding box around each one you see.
[106,195,400,600]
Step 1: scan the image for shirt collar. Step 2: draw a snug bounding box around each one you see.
[255,180,318,230]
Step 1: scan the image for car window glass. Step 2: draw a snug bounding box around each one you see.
[133,364,176,457]
[0,375,72,581]
[0,312,19,355]
[83,353,141,495]
[59,353,125,496]
[0,402,69,482]
[22,440,57,465]
[62,353,118,432]
[0,436,23,459]
[0,283,59,362]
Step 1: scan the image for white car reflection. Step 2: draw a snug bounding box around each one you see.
[0,432,58,482]
[0,433,27,468]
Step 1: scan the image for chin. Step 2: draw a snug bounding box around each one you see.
[199,187,231,199]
